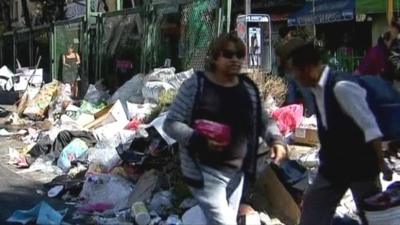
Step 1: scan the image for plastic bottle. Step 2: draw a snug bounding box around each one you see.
[131,201,150,225]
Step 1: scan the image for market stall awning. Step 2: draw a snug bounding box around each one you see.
[356,0,399,14]
[288,0,355,26]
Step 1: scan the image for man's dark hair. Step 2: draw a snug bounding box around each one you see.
[205,32,246,72]
[290,43,321,69]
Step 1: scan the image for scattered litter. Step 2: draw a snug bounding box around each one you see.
[48,185,64,198]
[7,201,68,225]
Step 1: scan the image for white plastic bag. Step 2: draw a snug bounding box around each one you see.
[142,81,174,103]
[110,74,144,104]
[79,174,134,214]
[167,69,194,89]
[88,144,121,172]
[149,191,173,216]
[145,68,176,83]
[126,102,156,120]
[84,84,110,104]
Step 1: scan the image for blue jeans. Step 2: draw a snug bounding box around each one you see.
[190,165,244,225]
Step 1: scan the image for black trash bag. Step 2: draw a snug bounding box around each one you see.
[45,174,86,198]
[117,127,173,169]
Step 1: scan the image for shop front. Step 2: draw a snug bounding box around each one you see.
[288,0,371,72]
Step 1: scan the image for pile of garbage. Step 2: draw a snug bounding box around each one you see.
[4,67,202,224]
[2,64,400,225]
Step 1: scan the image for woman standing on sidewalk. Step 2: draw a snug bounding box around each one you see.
[62,45,81,98]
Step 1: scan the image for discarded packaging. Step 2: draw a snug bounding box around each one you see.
[165,214,182,225]
[7,201,67,225]
[48,185,64,198]
[272,104,304,136]
[131,201,150,225]
[129,169,159,203]
[23,81,59,120]
[293,127,319,146]
[57,138,89,172]
[88,144,121,173]
[149,191,173,216]
[84,100,128,129]
[293,115,319,146]
[79,174,134,214]
[249,164,301,225]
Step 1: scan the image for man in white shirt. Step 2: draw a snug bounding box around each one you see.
[287,42,384,225]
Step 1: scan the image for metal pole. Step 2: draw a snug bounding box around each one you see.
[245,0,251,15]
[227,0,232,32]
[313,0,316,36]
[13,32,16,72]
[117,0,122,10]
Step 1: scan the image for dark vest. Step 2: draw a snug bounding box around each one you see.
[315,71,380,183]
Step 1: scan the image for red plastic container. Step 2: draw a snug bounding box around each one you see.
[194,119,231,146]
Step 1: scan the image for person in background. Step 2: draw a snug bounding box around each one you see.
[163,33,287,225]
[62,44,81,98]
[354,31,393,76]
[287,42,383,225]
[250,33,260,67]
[385,16,400,91]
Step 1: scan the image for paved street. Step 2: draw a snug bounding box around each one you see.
[0,137,72,224]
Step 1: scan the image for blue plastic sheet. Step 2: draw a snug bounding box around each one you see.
[7,201,68,225]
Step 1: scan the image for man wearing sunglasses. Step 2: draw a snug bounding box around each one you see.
[163,33,287,225]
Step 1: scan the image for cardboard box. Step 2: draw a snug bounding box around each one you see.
[250,164,301,225]
[84,100,127,129]
[293,127,319,146]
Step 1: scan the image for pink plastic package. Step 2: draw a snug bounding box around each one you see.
[194,119,231,145]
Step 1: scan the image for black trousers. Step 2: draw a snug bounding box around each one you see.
[299,173,381,225]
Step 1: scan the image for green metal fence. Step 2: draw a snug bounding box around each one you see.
[1,33,15,71]
[142,0,221,72]
[2,0,224,86]
[52,17,84,81]
[322,51,363,72]
[0,26,51,78]
[98,8,143,87]
[180,0,220,70]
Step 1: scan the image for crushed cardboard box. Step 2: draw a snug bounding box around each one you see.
[294,127,319,146]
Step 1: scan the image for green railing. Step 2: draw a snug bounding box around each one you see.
[322,50,363,72]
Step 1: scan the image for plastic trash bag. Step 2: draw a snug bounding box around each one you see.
[145,67,176,83]
[79,174,134,214]
[272,104,304,136]
[7,201,68,225]
[84,84,110,105]
[88,144,121,173]
[109,74,145,116]
[149,191,173,216]
[57,138,89,172]
[142,81,174,103]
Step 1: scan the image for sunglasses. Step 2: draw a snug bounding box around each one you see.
[221,49,245,59]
